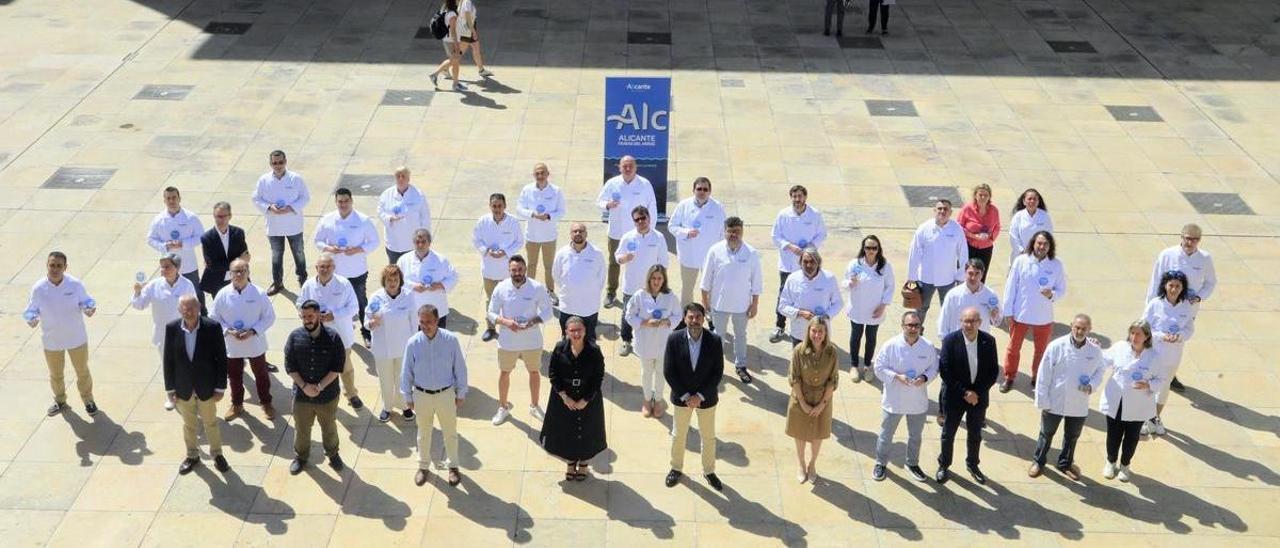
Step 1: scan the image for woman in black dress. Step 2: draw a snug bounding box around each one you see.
[540,316,607,481]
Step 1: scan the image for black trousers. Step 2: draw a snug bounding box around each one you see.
[182,271,206,314]
[824,0,845,33]
[348,273,370,340]
[385,249,407,265]
[967,245,993,283]
[558,311,599,341]
[1105,400,1143,466]
[775,270,791,329]
[938,401,986,468]
[867,0,890,31]
[1032,411,1085,468]
[849,321,880,367]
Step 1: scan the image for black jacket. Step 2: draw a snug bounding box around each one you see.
[163,316,229,400]
[200,225,248,294]
[938,330,1000,409]
[663,328,725,408]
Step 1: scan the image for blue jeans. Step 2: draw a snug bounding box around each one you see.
[876,411,925,467]
[712,309,748,369]
[268,233,307,286]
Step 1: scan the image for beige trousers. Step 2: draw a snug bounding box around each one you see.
[45,344,93,405]
[671,404,718,473]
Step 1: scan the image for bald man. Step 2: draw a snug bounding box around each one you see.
[936,306,999,484]
[165,294,230,474]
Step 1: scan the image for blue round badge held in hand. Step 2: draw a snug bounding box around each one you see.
[651,309,663,320]
[82,298,96,310]
[233,320,245,330]
[1038,276,1050,287]
[906,369,917,379]
[337,237,348,248]
[135,271,146,283]
[852,264,863,276]
[1130,370,1143,381]
[369,300,381,313]
[815,306,826,316]
[275,199,286,209]
[692,219,702,229]
[422,273,433,285]
[611,191,621,201]
[1078,374,1091,386]
[626,240,638,252]
[536,204,546,214]
[23,310,36,322]
[987,296,998,307]
[392,204,404,215]
[516,316,527,326]
[169,230,180,240]
[1167,323,1180,335]
[797,239,809,249]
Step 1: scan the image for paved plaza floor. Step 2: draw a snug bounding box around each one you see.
[1,0,1278,545]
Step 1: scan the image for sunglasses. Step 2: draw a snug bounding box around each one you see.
[863,245,879,251]
[632,216,649,222]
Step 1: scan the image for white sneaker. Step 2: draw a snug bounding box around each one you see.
[478,68,495,78]
[1117,465,1132,483]
[861,366,875,382]
[619,342,633,357]
[1103,461,1118,479]
[1140,420,1153,436]
[164,399,175,411]
[491,405,511,426]
[529,405,545,421]
[1151,417,1166,436]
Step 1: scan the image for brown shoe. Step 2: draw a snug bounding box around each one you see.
[262,403,276,420]
[641,400,652,418]
[1028,463,1042,478]
[414,469,429,486]
[224,405,243,421]
[652,400,665,418]
[447,467,462,487]
[998,379,1014,393]
[1060,464,1081,481]
[266,283,282,296]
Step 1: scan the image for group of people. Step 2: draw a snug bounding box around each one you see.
[22,152,1215,494]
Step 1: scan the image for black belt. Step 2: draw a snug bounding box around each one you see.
[414,385,453,395]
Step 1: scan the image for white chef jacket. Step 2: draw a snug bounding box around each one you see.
[131,276,197,347]
[296,275,358,349]
[771,205,828,272]
[313,209,380,278]
[1007,208,1053,263]
[1142,297,1196,343]
[553,242,606,317]
[935,283,1002,340]
[396,250,458,318]
[516,181,566,243]
[210,283,275,358]
[376,184,431,254]
[625,289,682,360]
[596,175,658,240]
[473,214,524,280]
[1146,246,1217,303]
[146,208,204,274]
[778,269,845,341]
[699,241,763,314]
[873,334,938,415]
[1099,345,1163,422]
[1034,336,1105,417]
[843,258,895,326]
[486,278,554,351]
[364,288,418,361]
[906,219,968,286]
[26,275,93,351]
[1002,254,1067,325]
[668,197,727,269]
[615,228,669,295]
[251,170,310,237]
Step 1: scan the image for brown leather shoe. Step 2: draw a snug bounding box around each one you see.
[1028,463,1042,478]
[447,467,461,487]
[266,283,282,296]
[652,400,665,418]
[1060,464,1081,481]
[262,403,276,420]
[414,469,429,486]
[641,400,652,418]
[224,405,243,421]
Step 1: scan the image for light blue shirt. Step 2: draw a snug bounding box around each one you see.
[400,327,468,401]
[181,319,198,362]
[687,330,703,369]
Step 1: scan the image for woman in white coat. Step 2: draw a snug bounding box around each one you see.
[365,265,419,423]
[1007,188,1053,266]
[1140,269,1196,436]
[1099,319,1162,482]
[625,264,680,418]
[843,235,895,382]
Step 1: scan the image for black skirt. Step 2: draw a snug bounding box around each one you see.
[539,341,608,461]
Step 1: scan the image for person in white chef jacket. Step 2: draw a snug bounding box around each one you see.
[146,186,205,312]
[131,252,197,410]
[1006,188,1053,268]
[1140,270,1197,436]
[396,228,459,329]
[210,259,277,421]
[377,166,431,265]
[844,235,895,382]
[1029,314,1104,481]
[474,193,525,342]
[615,205,668,357]
[778,248,844,346]
[487,256,554,426]
[250,150,310,295]
[700,217,763,382]
[1098,319,1162,482]
[596,155,658,305]
[25,251,99,417]
[770,185,828,343]
[626,264,682,418]
[1000,230,1067,394]
[936,259,1002,341]
[364,264,419,423]
[297,253,364,411]
[314,187,381,348]
[1144,223,1216,394]
[667,177,726,305]
[870,310,936,483]
[516,163,566,301]
[553,222,606,340]
[905,199,968,324]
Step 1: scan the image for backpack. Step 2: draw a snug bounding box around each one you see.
[428,9,450,40]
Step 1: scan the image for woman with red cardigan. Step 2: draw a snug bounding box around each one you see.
[957,184,1000,282]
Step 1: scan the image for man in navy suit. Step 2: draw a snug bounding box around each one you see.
[164,294,230,475]
[663,303,726,491]
[936,307,999,484]
[200,201,250,300]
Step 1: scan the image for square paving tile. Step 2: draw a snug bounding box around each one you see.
[133,85,193,101]
[414,27,434,39]
[1047,40,1097,53]
[1181,192,1255,215]
[1105,105,1164,122]
[202,22,252,35]
[40,167,115,189]
[379,89,434,106]
[865,99,918,117]
[337,174,395,196]
[837,36,884,50]
[720,78,745,88]
[901,185,963,208]
[627,32,671,46]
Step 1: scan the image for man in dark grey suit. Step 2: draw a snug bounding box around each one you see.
[663,303,726,491]
[200,201,250,300]
[164,294,230,474]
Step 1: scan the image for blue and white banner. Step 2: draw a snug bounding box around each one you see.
[604,76,670,219]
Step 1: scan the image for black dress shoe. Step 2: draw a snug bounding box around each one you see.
[1169,376,1186,393]
[968,464,987,484]
[85,401,99,416]
[329,454,345,472]
[214,455,230,472]
[349,397,364,410]
[266,283,283,296]
[289,458,306,475]
[935,468,950,484]
[481,329,497,342]
[665,469,683,487]
[265,362,279,373]
[179,457,199,475]
[414,469,429,486]
[402,408,415,420]
[705,473,723,491]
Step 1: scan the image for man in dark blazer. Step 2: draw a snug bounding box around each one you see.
[200,201,250,300]
[663,303,726,491]
[164,294,230,475]
[936,306,999,484]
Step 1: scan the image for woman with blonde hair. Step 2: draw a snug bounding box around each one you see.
[957,184,1000,281]
[1099,319,1162,482]
[625,264,681,417]
[785,317,839,483]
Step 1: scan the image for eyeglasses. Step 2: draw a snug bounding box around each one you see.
[694,187,710,192]
[230,269,248,274]
[270,161,285,166]
[903,323,921,328]
[214,213,230,219]
[863,245,879,251]
[1181,236,1201,242]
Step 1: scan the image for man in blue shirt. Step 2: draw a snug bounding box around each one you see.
[402,304,468,487]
